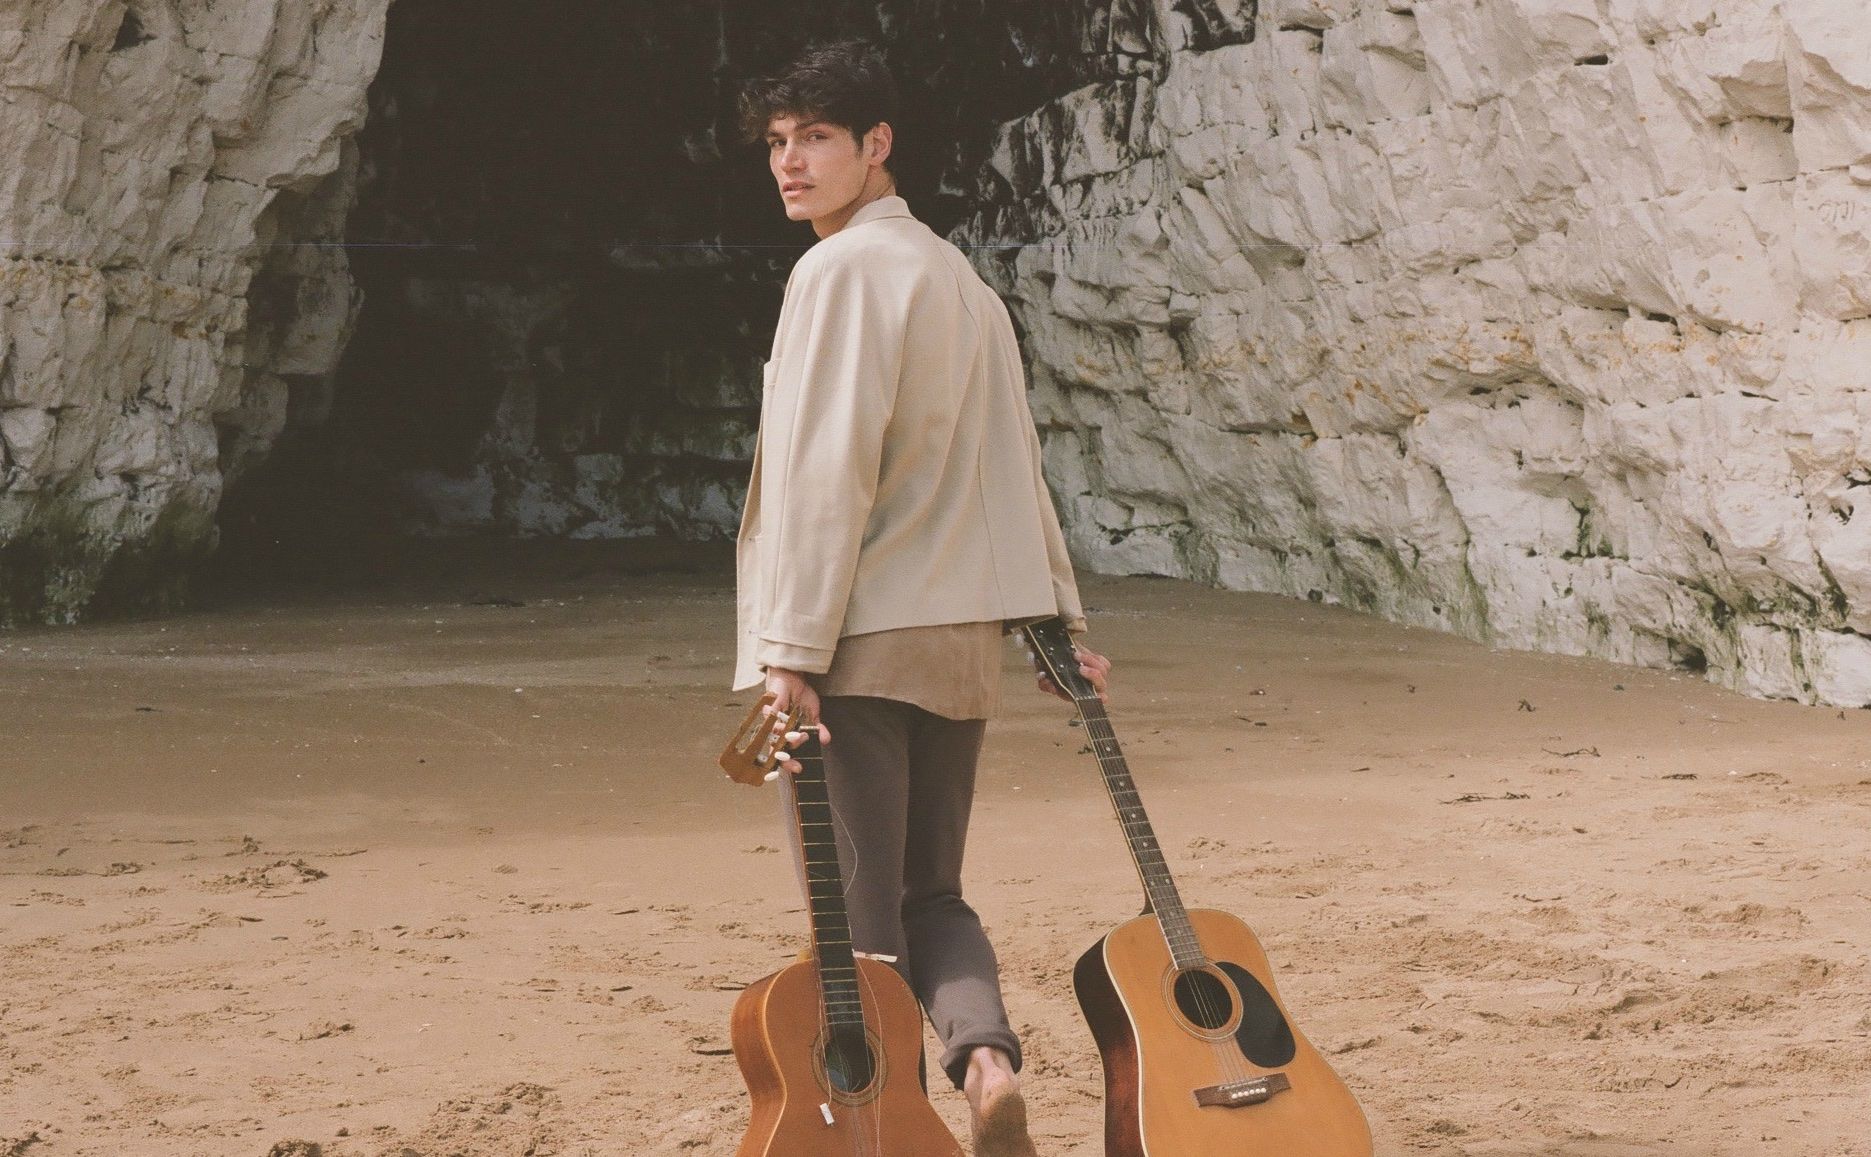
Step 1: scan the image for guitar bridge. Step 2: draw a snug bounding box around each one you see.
[1193,1072,1291,1109]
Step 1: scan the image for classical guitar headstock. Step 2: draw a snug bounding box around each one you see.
[718,693,802,786]
[1020,616,1097,705]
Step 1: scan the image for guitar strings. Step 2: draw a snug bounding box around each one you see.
[825,759,885,1157]
[796,745,882,1157]
[854,959,886,1157]
[1059,652,1258,1089]
[1085,711,1251,1086]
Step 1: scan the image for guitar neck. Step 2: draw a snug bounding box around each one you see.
[785,739,868,1031]
[1072,693,1207,972]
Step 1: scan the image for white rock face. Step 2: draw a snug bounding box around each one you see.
[0,0,387,620]
[10,0,1871,708]
[959,0,1871,704]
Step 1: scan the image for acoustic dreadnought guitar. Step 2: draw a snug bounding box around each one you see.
[719,697,965,1157]
[1022,618,1374,1156]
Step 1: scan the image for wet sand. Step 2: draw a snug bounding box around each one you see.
[3,552,1868,1155]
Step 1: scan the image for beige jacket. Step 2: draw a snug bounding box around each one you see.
[733,196,1084,690]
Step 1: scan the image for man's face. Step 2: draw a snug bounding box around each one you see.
[766,115,876,225]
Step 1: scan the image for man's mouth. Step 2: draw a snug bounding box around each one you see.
[782,182,811,194]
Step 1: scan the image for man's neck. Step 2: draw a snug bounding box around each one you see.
[812,173,898,239]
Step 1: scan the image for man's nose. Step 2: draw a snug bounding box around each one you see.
[777,142,805,171]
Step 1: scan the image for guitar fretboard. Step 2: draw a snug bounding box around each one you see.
[787,740,868,1031]
[1029,621,1207,973]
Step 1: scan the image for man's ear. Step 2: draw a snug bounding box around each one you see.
[865,121,894,170]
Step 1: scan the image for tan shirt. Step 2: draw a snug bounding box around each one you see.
[807,621,1006,720]
[733,195,1085,691]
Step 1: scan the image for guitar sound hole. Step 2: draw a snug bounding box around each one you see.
[1173,968,1237,1031]
[822,1025,877,1095]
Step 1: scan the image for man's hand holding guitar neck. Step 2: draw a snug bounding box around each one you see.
[1037,644,1113,705]
[761,667,828,775]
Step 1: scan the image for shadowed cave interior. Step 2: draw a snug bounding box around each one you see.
[208,0,1199,594]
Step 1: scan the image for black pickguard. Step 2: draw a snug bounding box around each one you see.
[1215,959,1297,1069]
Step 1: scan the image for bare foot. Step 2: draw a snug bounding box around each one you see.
[964,1047,1038,1157]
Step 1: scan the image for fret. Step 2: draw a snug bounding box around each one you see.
[781,739,878,1042]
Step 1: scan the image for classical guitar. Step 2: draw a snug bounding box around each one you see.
[1022,619,1374,1156]
[719,697,965,1157]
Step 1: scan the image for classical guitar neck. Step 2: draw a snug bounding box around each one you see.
[784,734,868,1031]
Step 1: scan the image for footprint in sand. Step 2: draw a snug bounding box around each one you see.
[203,859,329,892]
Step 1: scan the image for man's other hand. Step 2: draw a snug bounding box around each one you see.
[763,667,829,775]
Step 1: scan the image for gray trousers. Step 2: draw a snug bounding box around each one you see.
[795,694,1020,1089]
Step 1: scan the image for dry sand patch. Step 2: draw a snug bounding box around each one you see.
[3,564,1868,1154]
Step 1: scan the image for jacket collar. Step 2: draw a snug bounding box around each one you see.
[845,194,913,230]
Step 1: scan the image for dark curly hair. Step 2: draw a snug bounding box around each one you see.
[738,39,899,171]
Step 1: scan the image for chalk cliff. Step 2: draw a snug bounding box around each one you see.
[0,0,387,619]
[8,0,1871,706]
[957,0,1871,703]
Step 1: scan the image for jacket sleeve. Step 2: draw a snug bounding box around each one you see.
[755,638,837,674]
[755,250,907,668]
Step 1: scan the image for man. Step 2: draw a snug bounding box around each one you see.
[733,40,1111,1157]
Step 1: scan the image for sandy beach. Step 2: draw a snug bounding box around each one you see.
[3,549,1867,1155]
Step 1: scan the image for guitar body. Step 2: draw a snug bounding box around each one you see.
[1075,908,1374,1157]
[731,955,964,1157]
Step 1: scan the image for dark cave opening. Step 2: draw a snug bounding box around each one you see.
[207,0,1194,595]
